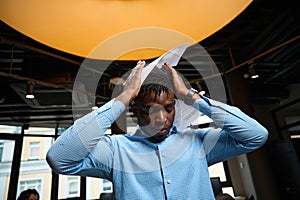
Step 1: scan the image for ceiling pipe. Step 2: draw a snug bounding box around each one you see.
[0,35,82,66]
[0,35,111,77]
[0,71,108,100]
[225,34,300,74]
[1,31,299,87]
[190,34,300,83]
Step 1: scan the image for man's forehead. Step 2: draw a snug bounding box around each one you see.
[138,91,174,105]
[141,101,175,108]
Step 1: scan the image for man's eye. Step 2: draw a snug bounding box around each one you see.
[166,109,173,113]
[165,105,174,113]
[166,108,172,113]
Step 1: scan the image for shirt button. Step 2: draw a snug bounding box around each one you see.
[167,179,171,184]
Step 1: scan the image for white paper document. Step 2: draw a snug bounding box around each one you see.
[140,43,211,130]
[141,43,189,83]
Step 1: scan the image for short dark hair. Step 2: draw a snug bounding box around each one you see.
[135,71,174,102]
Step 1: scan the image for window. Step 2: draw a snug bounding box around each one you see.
[67,176,80,197]
[103,179,112,192]
[209,162,234,196]
[209,162,227,181]
[57,127,67,136]
[18,179,42,197]
[0,125,22,134]
[86,177,102,199]
[0,139,15,200]
[24,127,55,136]
[28,142,40,160]
[0,142,3,162]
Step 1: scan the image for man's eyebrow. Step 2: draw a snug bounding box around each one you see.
[142,101,175,107]
[169,101,175,105]
[165,102,175,107]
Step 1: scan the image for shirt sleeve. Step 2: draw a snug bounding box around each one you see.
[46,99,126,178]
[192,97,269,166]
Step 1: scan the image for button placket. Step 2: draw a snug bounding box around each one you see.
[157,145,172,193]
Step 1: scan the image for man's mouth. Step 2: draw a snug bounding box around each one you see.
[158,128,167,135]
[148,127,169,143]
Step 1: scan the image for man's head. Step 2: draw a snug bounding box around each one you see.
[131,72,176,143]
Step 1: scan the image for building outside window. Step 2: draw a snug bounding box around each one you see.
[0,142,3,162]
[18,178,42,198]
[0,139,15,200]
[209,162,234,196]
[67,176,80,197]
[103,179,113,192]
[28,141,40,160]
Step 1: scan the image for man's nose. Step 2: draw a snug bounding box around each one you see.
[154,110,166,125]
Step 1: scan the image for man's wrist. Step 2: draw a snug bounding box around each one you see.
[116,91,135,106]
[184,88,201,105]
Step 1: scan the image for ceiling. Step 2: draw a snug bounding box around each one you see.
[0,0,299,128]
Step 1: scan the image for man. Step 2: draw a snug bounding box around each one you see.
[47,61,268,200]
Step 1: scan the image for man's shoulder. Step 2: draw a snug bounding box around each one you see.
[176,127,212,141]
[104,133,139,145]
[179,127,207,135]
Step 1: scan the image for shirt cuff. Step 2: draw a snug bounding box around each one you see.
[96,98,126,121]
[192,96,212,118]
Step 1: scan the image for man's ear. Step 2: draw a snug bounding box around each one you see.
[130,101,138,117]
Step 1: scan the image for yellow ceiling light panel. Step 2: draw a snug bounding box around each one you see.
[0,0,252,60]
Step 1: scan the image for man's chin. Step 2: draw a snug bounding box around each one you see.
[148,133,168,143]
[139,127,170,143]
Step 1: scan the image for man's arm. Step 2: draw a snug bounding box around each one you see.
[193,97,269,165]
[46,99,125,176]
[162,62,268,164]
[46,61,145,176]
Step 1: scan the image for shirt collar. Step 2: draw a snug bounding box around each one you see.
[125,126,177,144]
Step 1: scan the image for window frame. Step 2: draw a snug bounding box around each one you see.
[66,176,80,198]
[18,177,43,198]
[28,141,40,160]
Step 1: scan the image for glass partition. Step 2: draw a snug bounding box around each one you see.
[17,129,55,200]
[0,125,22,134]
[24,127,55,136]
[58,175,81,199]
[0,139,15,200]
[209,162,234,196]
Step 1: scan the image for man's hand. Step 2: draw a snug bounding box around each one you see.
[116,61,145,106]
[161,63,189,100]
[162,63,201,103]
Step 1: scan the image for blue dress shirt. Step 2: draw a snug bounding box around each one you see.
[47,97,268,200]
